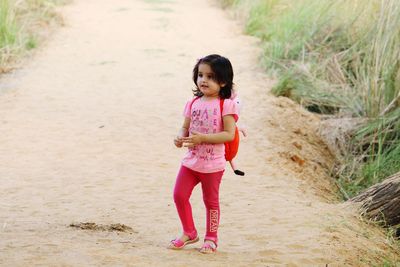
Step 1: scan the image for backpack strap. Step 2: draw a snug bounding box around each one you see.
[219,99,224,118]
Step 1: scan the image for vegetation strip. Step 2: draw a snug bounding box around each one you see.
[0,0,65,72]
[220,0,400,200]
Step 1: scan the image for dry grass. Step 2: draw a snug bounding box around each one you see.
[0,0,65,72]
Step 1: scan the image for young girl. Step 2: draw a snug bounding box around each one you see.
[168,54,239,254]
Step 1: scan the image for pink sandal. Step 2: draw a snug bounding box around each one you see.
[168,235,199,250]
[199,241,217,254]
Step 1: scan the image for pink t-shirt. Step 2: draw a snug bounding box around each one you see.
[181,97,239,173]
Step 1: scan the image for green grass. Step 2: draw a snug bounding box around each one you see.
[221,0,400,199]
[0,0,65,69]
[334,108,400,198]
[0,0,18,64]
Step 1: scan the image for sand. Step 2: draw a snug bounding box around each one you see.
[0,0,399,266]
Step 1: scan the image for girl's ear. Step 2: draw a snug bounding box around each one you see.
[220,82,226,87]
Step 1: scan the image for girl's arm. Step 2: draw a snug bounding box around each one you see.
[174,117,191,148]
[179,117,191,137]
[181,115,236,147]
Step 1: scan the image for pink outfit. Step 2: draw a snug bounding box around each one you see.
[173,97,239,245]
[181,98,238,173]
[174,165,224,243]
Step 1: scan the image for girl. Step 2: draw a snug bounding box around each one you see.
[168,54,239,254]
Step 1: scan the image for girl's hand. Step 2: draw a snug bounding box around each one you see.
[174,136,184,148]
[181,131,204,148]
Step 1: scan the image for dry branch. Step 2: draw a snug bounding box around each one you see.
[350,172,400,227]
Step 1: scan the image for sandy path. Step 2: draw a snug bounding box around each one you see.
[1,0,398,266]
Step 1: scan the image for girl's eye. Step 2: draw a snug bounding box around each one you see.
[198,73,214,80]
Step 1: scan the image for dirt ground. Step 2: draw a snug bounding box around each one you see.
[0,0,399,266]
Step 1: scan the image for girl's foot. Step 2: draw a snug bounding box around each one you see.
[199,240,217,254]
[168,234,199,250]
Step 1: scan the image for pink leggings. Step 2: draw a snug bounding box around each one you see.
[173,165,224,244]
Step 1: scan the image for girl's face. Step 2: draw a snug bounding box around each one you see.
[196,63,225,98]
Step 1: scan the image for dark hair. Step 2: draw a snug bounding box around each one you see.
[192,54,234,99]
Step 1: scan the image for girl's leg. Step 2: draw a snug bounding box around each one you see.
[199,170,224,245]
[173,165,200,238]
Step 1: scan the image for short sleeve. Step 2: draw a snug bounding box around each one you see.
[183,100,192,118]
[222,99,239,122]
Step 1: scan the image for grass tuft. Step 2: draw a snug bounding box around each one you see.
[0,0,65,70]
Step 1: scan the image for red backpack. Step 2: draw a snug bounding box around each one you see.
[189,97,239,161]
